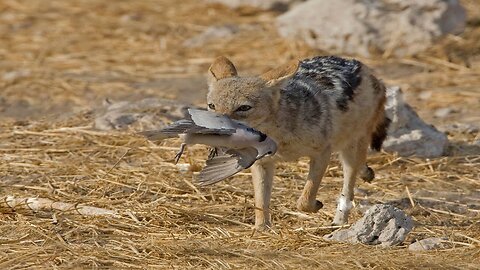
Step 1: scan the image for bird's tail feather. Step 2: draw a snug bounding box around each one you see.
[138,119,195,141]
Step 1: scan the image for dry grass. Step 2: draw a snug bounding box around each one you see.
[1,0,479,269]
[1,119,479,269]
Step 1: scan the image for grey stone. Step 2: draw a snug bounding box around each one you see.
[276,0,466,57]
[408,237,445,251]
[383,86,449,157]
[324,204,413,247]
[207,0,303,11]
[94,98,191,131]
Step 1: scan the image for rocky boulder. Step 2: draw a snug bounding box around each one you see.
[384,86,449,157]
[324,204,413,246]
[276,0,466,57]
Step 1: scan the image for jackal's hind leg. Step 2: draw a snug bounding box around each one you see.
[333,137,369,225]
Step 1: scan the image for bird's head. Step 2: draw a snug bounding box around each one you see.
[256,136,277,159]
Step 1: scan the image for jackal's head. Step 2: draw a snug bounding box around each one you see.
[206,56,299,127]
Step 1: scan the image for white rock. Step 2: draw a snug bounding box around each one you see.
[276,0,466,57]
[434,107,453,118]
[324,204,413,246]
[383,86,449,157]
[408,237,445,251]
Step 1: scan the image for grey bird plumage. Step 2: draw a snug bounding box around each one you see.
[140,108,277,186]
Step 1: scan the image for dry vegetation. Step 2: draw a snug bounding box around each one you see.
[1,0,479,269]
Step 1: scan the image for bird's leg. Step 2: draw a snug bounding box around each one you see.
[174,143,187,164]
[207,147,218,160]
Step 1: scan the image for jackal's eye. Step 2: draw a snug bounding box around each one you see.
[236,105,252,112]
[208,103,215,110]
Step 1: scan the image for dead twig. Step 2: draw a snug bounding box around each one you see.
[2,196,119,217]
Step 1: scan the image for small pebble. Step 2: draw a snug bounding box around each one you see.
[408,237,445,251]
[434,107,453,118]
[176,163,191,173]
[418,91,432,100]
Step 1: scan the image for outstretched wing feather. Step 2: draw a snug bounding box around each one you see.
[197,148,257,186]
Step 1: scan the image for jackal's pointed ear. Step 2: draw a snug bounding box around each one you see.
[260,60,299,87]
[208,56,238,83]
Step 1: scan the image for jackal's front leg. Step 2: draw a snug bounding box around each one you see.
[297,147,331,213]
[251,160,275,230]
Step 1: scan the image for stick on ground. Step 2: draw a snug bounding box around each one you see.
[2,196,119,217]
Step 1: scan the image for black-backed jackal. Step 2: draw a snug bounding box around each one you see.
[206,56,389,229]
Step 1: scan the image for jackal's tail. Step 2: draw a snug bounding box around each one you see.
[370,115,390,151]
[366,72,390,152]
[362,114,390,183]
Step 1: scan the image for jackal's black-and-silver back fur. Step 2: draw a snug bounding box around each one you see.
[278,56,389,153]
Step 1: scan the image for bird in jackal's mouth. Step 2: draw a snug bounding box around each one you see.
[139,108,277,186]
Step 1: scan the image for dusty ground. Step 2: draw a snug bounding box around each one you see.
[0,0,479,269]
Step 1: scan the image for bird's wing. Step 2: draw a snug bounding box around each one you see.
[139,109,237,141]
[188,108,237,132]
[197,147,258,186]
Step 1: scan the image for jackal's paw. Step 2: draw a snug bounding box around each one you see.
[360,166,375,183]
[297,199,323,213]
[332,212,349,225]
[254,222,273,232]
